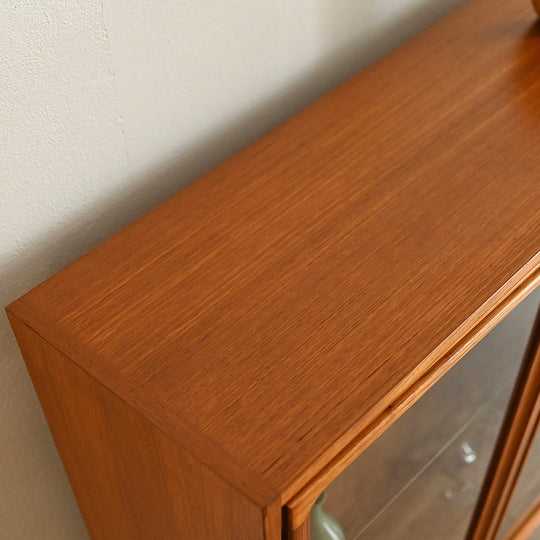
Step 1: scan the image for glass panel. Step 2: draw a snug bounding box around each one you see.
[315,288,540,540]
[497,430,540,540]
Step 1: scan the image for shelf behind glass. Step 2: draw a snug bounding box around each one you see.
[320,288,540,540]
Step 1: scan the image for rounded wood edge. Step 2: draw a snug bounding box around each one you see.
[534,0,540,17]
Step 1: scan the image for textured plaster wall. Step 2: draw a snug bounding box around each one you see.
[1,1,465,538]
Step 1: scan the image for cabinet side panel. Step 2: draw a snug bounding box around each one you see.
[9,315,271,540]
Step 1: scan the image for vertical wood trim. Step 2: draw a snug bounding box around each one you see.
[285,504,310,540]
[287,515,310,540]
[9,314,278,540]
[502,495,540,540]
[466,304,540,540]
[264,498,283,540]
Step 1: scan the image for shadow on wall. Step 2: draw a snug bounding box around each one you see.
[0,1,468,538]
[313,0,468,98]
[1,0,469,312]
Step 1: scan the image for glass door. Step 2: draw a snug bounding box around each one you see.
[309,288,540,540]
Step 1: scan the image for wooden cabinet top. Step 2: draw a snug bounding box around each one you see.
[8,0,540,510]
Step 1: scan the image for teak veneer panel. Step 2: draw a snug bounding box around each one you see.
[6,0,540,534]
[8,317,280,540]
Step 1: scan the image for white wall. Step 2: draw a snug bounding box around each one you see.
[0,0,466,537]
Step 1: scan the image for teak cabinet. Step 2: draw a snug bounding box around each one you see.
[6,0,540,538]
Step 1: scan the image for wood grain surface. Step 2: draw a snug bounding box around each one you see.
[7,315,281,540]
[6,0,540,534]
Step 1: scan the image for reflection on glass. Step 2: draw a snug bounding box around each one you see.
[316,289,540,540]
